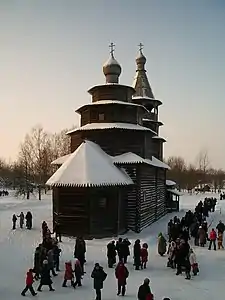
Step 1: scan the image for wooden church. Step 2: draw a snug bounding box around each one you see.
[46,44,171,238]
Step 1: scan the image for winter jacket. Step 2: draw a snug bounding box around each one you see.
[107,242,116,258]
[138,283,153,300]
[74,260,82,279]
[64,262,74,280]
[40,265,52,285]
[140,248,148,263]
[91,266,107,290]
[189,252,197,265]
[216,222,225,233]
[47,250,54,268]
[198,228,206,244]
[26,271,34,286]
[209,230,217,241]
[158,235,167,255]
[115,263,129,285]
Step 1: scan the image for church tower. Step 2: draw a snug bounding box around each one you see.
[132,44,166,160]
[132,43,163,135]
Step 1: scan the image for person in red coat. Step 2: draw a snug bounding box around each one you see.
[208,228,217,250]
[62,261,75,288]
[115,261,129,296]
[21,269,37,296]
[141,243,148,269]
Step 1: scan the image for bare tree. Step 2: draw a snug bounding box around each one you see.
[18,125,52,200]
[195,149,210,188]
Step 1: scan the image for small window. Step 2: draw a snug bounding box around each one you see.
[98,113,105,121]
[98,198,107,208]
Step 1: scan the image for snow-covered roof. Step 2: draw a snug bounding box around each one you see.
[152,136,166,142]
[113,152,170,169]
[46,140,133,187]
[167,189,183,196]
[145,156,170,169]
[76,100,148,113]
[166,180,176,186]
[51,154,71,165]
[113,152,147,164]
[67,123,157,135]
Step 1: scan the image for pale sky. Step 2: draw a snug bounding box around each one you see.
[0,0,225,168]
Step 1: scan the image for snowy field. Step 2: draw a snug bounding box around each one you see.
[0,191,224,300]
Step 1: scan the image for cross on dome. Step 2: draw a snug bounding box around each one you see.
[138,43,144,52]
[109,42,115,57]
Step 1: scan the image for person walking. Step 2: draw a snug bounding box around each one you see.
[91,263,107,300]
[208,228,217,251]
[21,269,37,296]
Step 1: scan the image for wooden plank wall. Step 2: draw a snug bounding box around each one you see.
[121,165,138,232]
[156,169,167,219]
[56,187,89,236]
[138,164,157,231]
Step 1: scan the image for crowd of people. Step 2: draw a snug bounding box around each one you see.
[12,211,33,230]
[20,196,222,300]
[20,219,171,300]
[165,196,223,280]
[0,190,9,196]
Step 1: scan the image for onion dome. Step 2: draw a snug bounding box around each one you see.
[136,43,146,71]
[136,50,146,71]
[103,43,121,83]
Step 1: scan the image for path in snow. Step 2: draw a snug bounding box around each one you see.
[0,192,224,300]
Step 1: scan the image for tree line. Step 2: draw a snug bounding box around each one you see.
[0,125,224,199]
[165,151,225,192]
[0,125,72,200]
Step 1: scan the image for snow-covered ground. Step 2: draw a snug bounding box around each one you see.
[0,191,224,300]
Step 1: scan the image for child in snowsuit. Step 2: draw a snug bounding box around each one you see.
[218,232,224,249]
[140,243,148,269]
[21,269,37,296]
[74,259,83,287]
[62,261,75,288]
[189,248,199,276]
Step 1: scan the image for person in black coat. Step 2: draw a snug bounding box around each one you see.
[37,260,55,292]
[53,243,61,272]
[107,241,117,268]
[26,211,33,229]
[133,239,141,270]
[116,238,124,262]
[216,220,225,234]
[137,278,153,300]
[176,240,190,276]
[33,246,41,280]
[74,259,83,287]
[122,238,131,264]
[74,237,86,274]
[91,263,107,300]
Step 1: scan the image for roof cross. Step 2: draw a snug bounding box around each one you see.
[109,42,115,56]
[138,43,144,52]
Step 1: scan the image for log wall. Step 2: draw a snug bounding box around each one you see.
[70,129,147,157]
[138,164,157,231]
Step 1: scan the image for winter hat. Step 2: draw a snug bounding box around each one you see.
[163,298,171,300]
[43,260,48,265]
[95,263,100,267]
[144,278,150,284]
